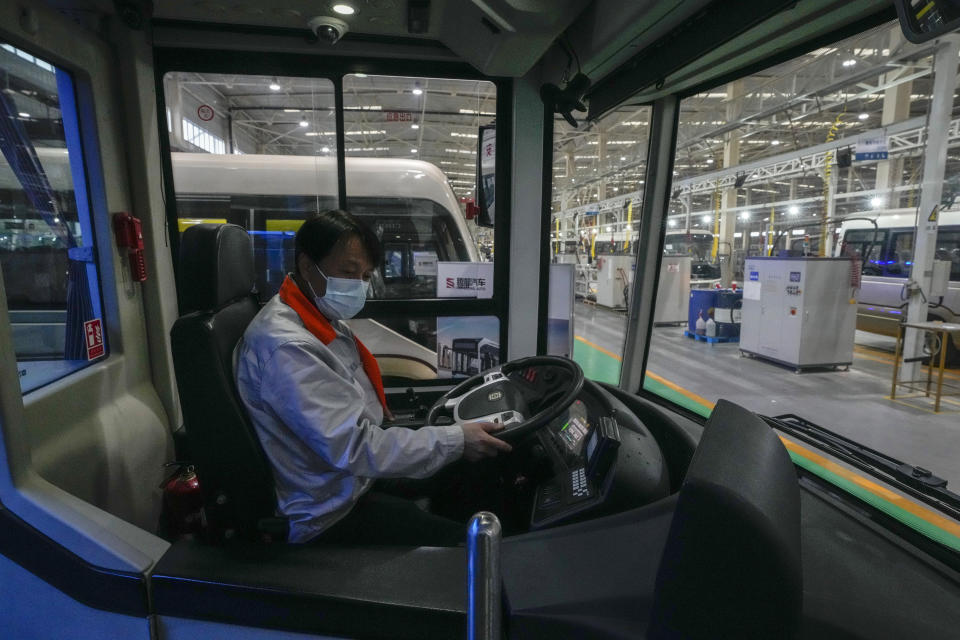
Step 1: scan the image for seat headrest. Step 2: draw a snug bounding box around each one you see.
[179,224,255,313]
[649,399,802,639]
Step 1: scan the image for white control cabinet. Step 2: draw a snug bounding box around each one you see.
[740,257,858,371]
[595,255,635,308]
[653,255,691,324]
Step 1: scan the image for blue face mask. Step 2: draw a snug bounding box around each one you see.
[307,263,368,320]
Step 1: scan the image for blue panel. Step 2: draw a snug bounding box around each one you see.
[158,616,343,640]
[0,555,149,639]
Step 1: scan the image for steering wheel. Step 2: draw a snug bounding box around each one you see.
[426,356,584,443]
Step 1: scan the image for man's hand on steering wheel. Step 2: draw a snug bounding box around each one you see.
[462,422,513,461]
[427,356,585,445]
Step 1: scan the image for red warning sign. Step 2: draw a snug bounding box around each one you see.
[197,104,214,121]
[84,318,104,360]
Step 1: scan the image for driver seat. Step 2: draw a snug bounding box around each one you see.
[170,223,287,542]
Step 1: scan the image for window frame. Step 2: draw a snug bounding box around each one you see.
[155,49,513,388]
[0,40,109,393]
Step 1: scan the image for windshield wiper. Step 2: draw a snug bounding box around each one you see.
[765,413,960,519]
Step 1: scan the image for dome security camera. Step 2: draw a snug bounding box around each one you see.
[308,16,349,44]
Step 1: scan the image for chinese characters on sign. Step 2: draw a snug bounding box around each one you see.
[385,111,414,122]
[436,262,494,298]
[854,136,888,161]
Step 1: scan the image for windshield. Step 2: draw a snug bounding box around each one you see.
[646,23,960,492]
[550,22,960,543]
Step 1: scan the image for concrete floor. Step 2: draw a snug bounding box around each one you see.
[571,303,960,489]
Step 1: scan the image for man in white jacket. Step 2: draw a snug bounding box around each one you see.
[235,210,510,545]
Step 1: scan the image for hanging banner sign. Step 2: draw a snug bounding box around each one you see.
[476,125,496,227]
[84,318,105,360]
[386,111,414,122]
[854,136,888,161]
[437,262,494,298]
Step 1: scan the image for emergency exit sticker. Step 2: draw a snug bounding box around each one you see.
[84,318,105,360]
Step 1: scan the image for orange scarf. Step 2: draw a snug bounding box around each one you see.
[278,275,389,415]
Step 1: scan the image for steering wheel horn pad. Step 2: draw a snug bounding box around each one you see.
[426,356,585,444]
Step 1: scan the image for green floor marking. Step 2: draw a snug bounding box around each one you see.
[573,339,712,418]
[572,340,621,385]
[641,377,713,418]
[572,336,960,550]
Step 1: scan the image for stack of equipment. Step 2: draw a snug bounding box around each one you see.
[713,289,743,339]
[688,289,717,334]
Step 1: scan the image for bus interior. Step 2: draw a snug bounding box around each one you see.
[1,1,960,639]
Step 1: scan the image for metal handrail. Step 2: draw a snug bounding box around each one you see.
[467,511,502,640]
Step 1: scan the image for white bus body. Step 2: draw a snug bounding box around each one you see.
[838,208,960,359]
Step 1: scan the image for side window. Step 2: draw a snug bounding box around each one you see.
[162,72,338,299]
[842,229,888,275]
[887,231,915,277]
[0,43,106,393]
[935,229,960,281]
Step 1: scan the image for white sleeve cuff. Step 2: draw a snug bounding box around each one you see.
[443,423,465,460]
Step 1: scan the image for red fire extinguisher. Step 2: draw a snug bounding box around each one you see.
[113,212,147,282]
[161,463,204,539]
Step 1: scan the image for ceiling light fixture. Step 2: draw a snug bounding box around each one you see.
[411,148,418,153]
[870,196,884,208]
[411,123,420,129]
[858,113,869,120]
[269,79,281,91]
[412,83,423,96]
[299,118,309,127]
[788,206,799,215]
[842,59,857,67]
[332,4,355,15]
[321,146,330,153]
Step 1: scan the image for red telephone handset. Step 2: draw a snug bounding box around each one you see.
[113,212,147,282]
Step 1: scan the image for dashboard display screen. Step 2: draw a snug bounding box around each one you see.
[554,399,591,455]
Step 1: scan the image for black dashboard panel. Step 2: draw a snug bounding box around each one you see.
[530,380,670,530]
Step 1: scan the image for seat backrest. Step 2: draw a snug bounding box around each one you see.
[171,223,281,541]
[648,399,802,639]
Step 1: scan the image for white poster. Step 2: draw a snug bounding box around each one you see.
[548,264,575,357]
[743,280,761,301]
[412,251,438,276]
[436,262,494,298]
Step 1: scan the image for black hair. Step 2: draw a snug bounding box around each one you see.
[294,209,382,271]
